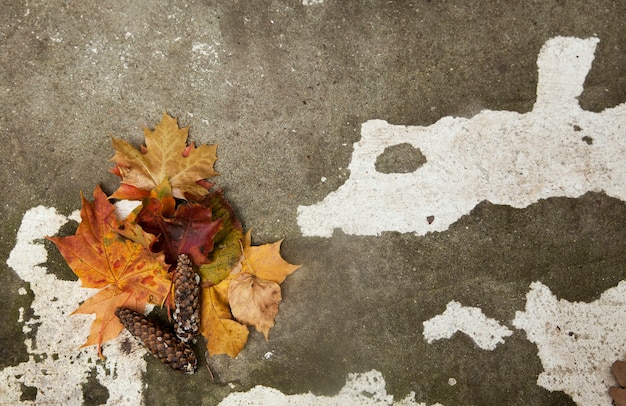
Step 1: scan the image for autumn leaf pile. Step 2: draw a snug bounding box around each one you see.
[49,113,300,368]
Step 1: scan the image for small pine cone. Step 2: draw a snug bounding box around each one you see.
[115,307,197,374]
[172,254,200,343]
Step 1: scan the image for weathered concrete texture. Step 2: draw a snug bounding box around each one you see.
[297,37,626,237]
[1,0,625,405]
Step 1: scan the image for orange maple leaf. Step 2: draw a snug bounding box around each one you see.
[240,231,301,284]
[48,186,172,358]
[110,113,218,200]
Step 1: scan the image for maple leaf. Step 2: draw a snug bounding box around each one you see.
[110,113,218,200]
[228,231,301,340]
[135,186,223,266]
[48,186,171,357]
[198,230,300,355]
[116,212,160,250]
[194,190,249,356]
[241,231,301,284]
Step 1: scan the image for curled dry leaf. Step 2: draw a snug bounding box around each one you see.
[221,231,301,343]
[198,231,300,356]
[228,273,282,340]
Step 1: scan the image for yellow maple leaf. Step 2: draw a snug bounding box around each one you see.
[110,113,218,200]
[241,231,301,284]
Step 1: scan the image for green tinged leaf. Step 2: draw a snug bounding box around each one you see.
[198,190,244,286]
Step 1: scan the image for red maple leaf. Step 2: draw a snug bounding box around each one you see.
[136,196,223,267]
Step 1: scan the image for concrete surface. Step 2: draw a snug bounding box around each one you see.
[298,37,626,237]
[1,1,625,405]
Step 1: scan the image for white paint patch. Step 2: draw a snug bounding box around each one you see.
[302,0,324,5]
[2,206,148,405]
[513,281,626,406]
[219,369,440,406]
[297,36,626,237]
[113,199,141,219]
[422,301,513,350]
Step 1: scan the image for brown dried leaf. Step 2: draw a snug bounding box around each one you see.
[228,272,281,340]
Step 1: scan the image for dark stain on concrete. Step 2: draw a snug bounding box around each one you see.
[19,383,37,402]
[375,143,428,174]
[82,368,109,406]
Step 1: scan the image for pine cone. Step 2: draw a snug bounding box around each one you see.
[115,307,197,374]
[172,254,200,343]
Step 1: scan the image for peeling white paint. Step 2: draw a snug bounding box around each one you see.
[2,206,147,405]
[113,199,141,219]
[513,281,626,406]
[297,36,626,237]
[422,301,513,350]
[425,281,626,405]
[219,370,440,406]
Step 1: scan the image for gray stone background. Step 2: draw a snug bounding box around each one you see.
[1,1,625,405]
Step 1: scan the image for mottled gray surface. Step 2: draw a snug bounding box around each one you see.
[1,1,625,405]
